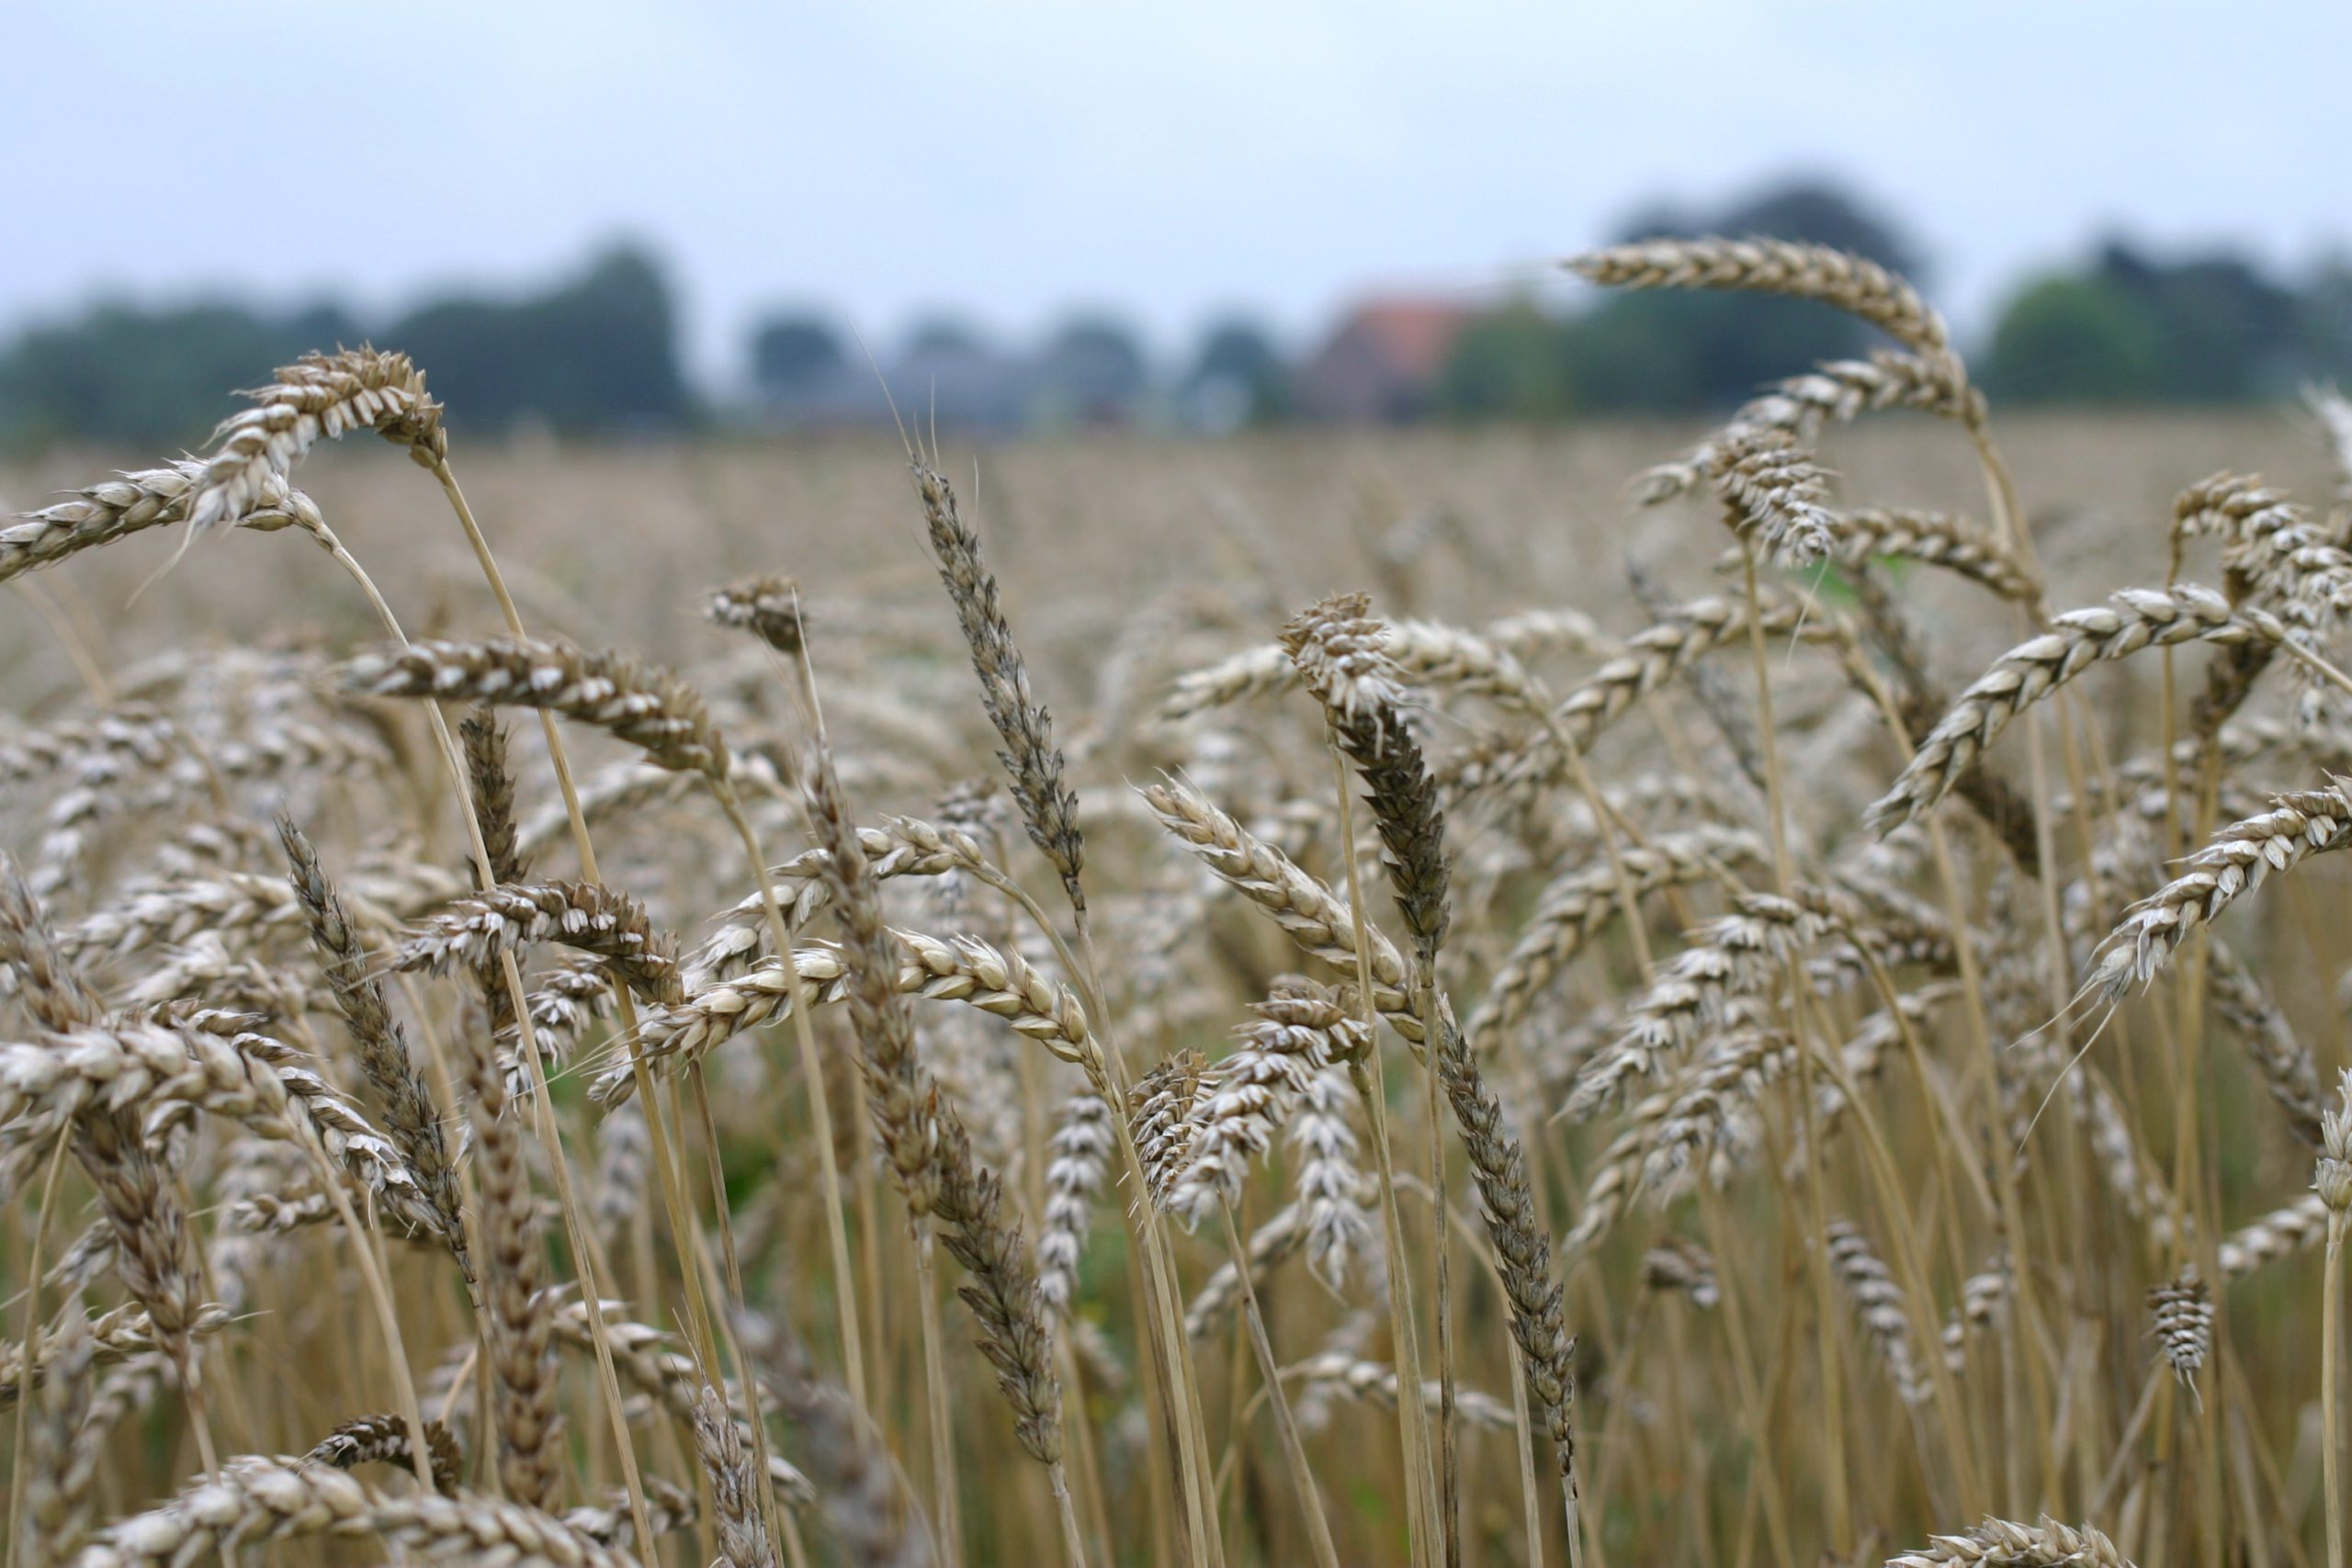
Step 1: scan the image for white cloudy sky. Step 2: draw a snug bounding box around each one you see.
[6,2,2348,383]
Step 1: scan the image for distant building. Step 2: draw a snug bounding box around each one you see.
[752,318,1035,435]
[1295,299,1478,422]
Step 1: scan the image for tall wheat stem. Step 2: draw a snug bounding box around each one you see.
[1328,740,1438,1568]
[1218,1200,1342,1568]
[7,1130,75,1567]
[2328,1212,2346,1568]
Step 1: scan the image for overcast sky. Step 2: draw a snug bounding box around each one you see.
[6,3,2350,385]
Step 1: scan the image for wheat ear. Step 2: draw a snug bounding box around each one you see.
[1569,236,1958,369]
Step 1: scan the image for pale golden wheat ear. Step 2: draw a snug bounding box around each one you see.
[189,346,446,532]
[1567,235,1959,371]
[342,636,730,779]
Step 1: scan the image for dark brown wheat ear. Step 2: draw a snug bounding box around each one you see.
[804,729,1065,1470]
[910,461,1086,913]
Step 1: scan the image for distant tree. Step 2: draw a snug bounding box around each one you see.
[1982,241,2302,404]
[1036,315,1149,424]
[2094,243,2298,400]
[1709,179,1926,284]
[0,299,361,449]
[1980,275,2165,403]
[903,317,991,361]
[2301,256,2352,385]
[1182,317,1287,430]
[751,312,846,403]
[390,243,692,433]
[1566,175,1929,412]
[1436,301,1574,422]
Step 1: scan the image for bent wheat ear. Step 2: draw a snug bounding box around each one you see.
[3,461,322,584]
[1640,352,1984,505]
[1445,591,1849,801]
[1569,236,1958,371]
[1866,585,2282,835]
[2087,785,2352,995]
[1163,616,1551,722]
[306,1414,464,1495]
[1137,775,1423,1038]
[190,346,446,532]
[393,879,683,1009]
[1884,1516,2134,1567]
[69,1456,632,1568]
[342,636,729,779]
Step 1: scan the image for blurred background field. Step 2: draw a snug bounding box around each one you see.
[4,412,2344,707]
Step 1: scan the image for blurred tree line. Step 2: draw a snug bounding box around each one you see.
[0,245,691,450]
[9,185,2352,451]
[1427,181,2352,422]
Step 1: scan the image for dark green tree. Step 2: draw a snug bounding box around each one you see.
[0,299,359,449]
[1564,175,1928,412]
[390,243,692,433]
[1435,302,1573,422]
[749,312,846,403]
[1983,242,2302,404]
[1980,274,2165,403]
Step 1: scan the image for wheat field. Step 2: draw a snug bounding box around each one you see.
[5,246,2352,1568]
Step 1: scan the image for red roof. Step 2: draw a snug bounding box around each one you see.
[1296,297,1481,422]
[1336,300,1479,382]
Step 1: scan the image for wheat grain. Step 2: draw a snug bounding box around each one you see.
[706,575,807,658]
[1640,1235,1720,1308]
[2148,1266,2212,1397]
[1290,1062,1375,1294]
[1165,979,1353,1227]
[279,816,469,1271]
